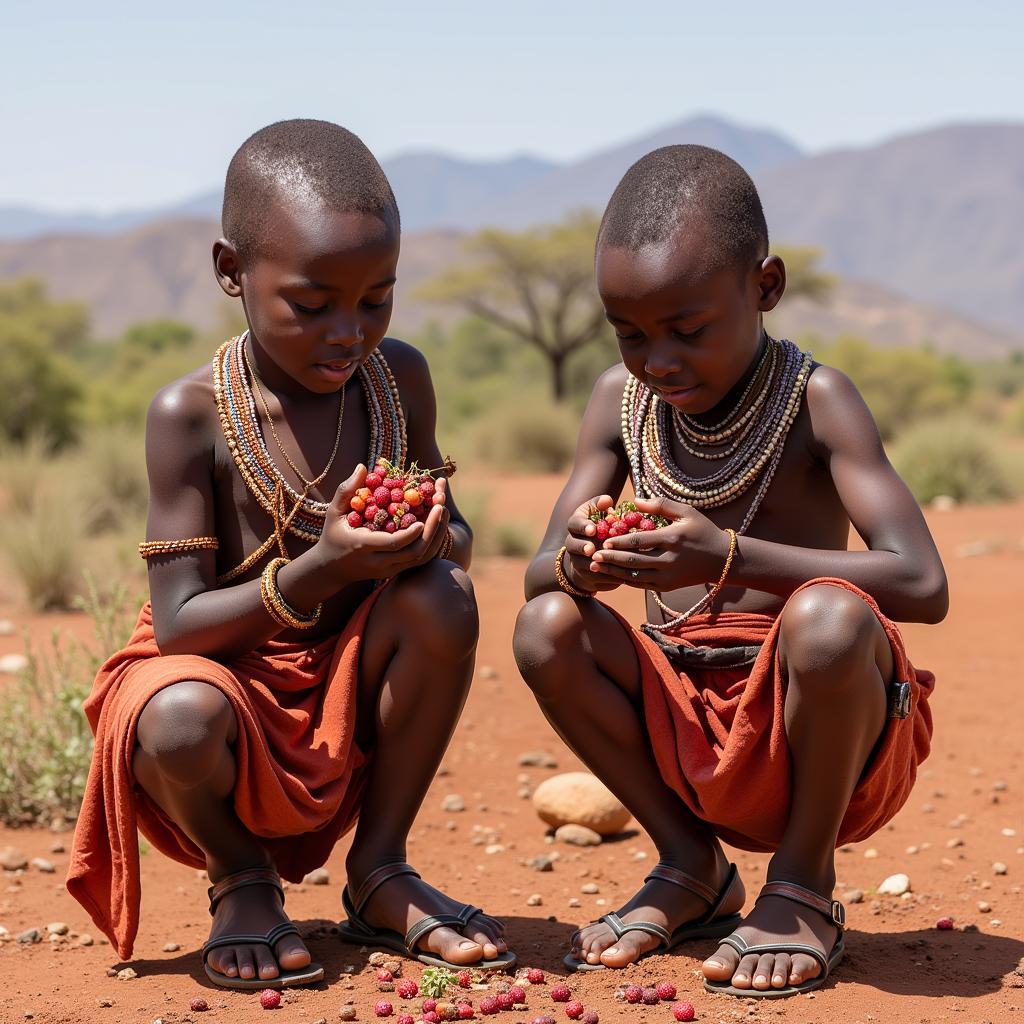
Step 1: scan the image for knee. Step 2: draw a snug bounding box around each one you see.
[513,591,586,696]
[779,584,881,683]
[135,681,234,786]
[389,559,478,659]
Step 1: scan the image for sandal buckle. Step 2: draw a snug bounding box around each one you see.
[831,901,846,929]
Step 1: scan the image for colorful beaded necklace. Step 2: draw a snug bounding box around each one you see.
[213,332,407,582]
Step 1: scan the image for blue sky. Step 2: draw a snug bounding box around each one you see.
[3,0,1021,212]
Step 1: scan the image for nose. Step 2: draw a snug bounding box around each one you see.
[645,337,683,379]
[325,313,364,348]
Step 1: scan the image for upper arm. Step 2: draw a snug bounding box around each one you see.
[144,376,218,642]
[536,364,631,553]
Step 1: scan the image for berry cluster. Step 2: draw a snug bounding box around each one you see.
[349,459,440,533]
[620,983,692,1020]
[549,985,596,1022]
[589,501,669,542]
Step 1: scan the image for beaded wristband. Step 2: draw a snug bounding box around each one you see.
[438,527,455,561]
[139,537,219,559]
[646,528,737,630]
[554,545,593,599]
[260,556,322,630]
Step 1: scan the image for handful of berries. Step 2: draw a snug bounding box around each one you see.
[589,501,670,542]
[348,459,448,534]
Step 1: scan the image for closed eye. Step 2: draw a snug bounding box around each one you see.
[293,301,328,315]
[672,326,706,341]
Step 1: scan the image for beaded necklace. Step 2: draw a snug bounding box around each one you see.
[213,333,406,582]
[621,334,812,630]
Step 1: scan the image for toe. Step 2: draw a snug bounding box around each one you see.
[752,953,775,990]
[600,931,657,968]
[702,942,739,982]
[276,937,311,971]
[789,952,821,985]
[236,948,257,980]
[425,925,483,965]
[731,953,760,989]
[210,949,237,978]
[255,945,280,979]
[771,952,791,988]
[466,926,499,960]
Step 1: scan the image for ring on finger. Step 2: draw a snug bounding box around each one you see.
[630,569,641,579]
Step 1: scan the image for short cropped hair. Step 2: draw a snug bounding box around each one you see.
[597,144,768,273]
[222,119,400,259]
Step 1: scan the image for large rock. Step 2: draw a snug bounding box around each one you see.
[533,772,631,836]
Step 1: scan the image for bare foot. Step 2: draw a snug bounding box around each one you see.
[569,857,743,969]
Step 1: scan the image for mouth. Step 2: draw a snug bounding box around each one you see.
[313,358,358,382]
[652,382,701,404]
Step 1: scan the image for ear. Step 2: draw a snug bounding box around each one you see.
[212,238,243,298]
[756,254,786,312]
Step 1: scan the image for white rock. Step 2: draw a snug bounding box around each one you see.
[0,847,27,871]
[532,772,631,836]
[302,867,330,885]
[0,653,27,674]
[161,942,179,952]
[31,858,55,873]
[878,873,911,895]
[994,862,1008,875]
[526,893,543,907]
[441,794,466,813]
[46,922,68,935]
[930,495,957,512]
[555,824,602,847]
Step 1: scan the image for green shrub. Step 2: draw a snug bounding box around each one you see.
[73,426,149,535]
[474,401,579,473]
[890,416,1018,504]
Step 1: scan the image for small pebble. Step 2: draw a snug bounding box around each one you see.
[31,858,55,874]
[864,848,879,859]
[162,942,180,952]
[845,889,864,904]
[441,794,466,813]
[1002,828,1017,837]
[528,855,555,872]
[526,894,543,907]
[97,999,113,1008]
[46,922,68,935]
[0,847,28,872]
[878,873,911,896]
[994,862,1008,875]
[978,901,992,913]
[78,934,94,946]
[49,842,65,854]
[17,928,40,944]
[116,968,138,981]
[581,883,599,894]
[518,751,559,768]
[568,897,581,908]
[303,867,330,885]
[555,824,601,847]
[339,1005,358,1021]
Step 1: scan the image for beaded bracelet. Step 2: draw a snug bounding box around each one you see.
[139,536,219,559]
[260,556,322,630]
[554,545,594,599]
[646,528,738,630]
[438,527,455,561]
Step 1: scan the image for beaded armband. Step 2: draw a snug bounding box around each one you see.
[554,545,593,599]
[259,556,322,630]
[139,537,219,559]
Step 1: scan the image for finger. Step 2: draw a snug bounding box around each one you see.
[432,476,448,506]
[600,530,667,552]
[331,464,367,513]
[589,560,656,582]
[563,535,597,559]
[592,548,663,568]
[633,495,690,519]
[362,521,426,550]
[420,501,447,547]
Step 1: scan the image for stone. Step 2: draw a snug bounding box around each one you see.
[31,858,55,874]
[994,862,1009,875]
[17,928,40,944]
[532,772,631,836]
[0,654,28,675]
[518,751,559,768]
[528,855,555,872]
[46,922,68,935]
[845,889,864,904]
[97,999,113,1008]
[49,842,65,854]
[568,897,581,908]
[479,665,498,680]
[78,933,94,946]
[339,1006,357,1021]
[161,942,179,952]
[878,873,911,896]
[581,883,599,894]
[555,824,602,847]
[526,893,543,907]
[0,847,28,871]
[303,867,330,885]
[116,967,138,980]
[977,900,992,913]
[863,848,879,859]
[441,794,466,813]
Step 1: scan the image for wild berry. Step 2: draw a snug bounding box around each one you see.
[526,968,546,985]
[404,488,423,507]
[457,970,473,988]
[423,999,438,1013]
[374,1001,394,1018]
[350,495,366,512]
[639,518,656,531]
[550,984,571,1002]
[373,486,392,507]
[385,521,398,533]
[641,987,660,1005]
[397,979,418,998]
[937,916,955,929]
[672,1003,695,1022]
[495,993,514,1011]
[623,510,643,528]
[436,1003,458,1021]
[419,480,436,500]
[363,503,379,521]
[374,509,389,527]
[564,1001,584,1020]
[623,986,643,1004]
[479,996,500,1015]
[189,998,209,1012]
[656,982,676,1001]
[377,969,394,983]
[458,1006,475,1020]
[400,512,418,529]
[398,1016,415,1024]
[581,1013,598,1024]
[347,511,364,527]
[509,985,526,1004]
[365,473,384,490]
[259,989,282,1009]
[423,1014,441,1024]
[609,521,629,537]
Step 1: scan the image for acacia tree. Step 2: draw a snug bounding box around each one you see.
[420,212,609,401]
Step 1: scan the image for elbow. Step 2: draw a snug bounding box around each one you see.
[912,567,949,624]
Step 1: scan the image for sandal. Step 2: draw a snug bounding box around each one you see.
[564,861,744,971]
[338,861,517,971]
[703,880,846,998]
[201,867,325,990]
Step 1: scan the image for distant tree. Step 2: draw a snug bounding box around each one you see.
[122,318,195,355]
[420,212,610,401]
[773,246,835,302]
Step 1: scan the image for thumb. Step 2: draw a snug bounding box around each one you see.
[633,494,679,519]
[330,463,367,513]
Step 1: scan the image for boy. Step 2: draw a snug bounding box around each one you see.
[67,120,513,988]
[513,145,943,997]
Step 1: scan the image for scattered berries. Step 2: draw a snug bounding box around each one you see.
[531,1018,556,1024]
[672,1002,695,1022]
[436,1003,458,1021]
[581,1012,599,1024]
[641,988,660,1005]
[397,979,419,999]
[656,982,677,1001]
[479,996,500,1015]
[564,1001,585,1019]
[458,1005,475,1020]
[189,998,209,1012]
[937,916,955,930]
[623,986,643,1004]
[423,999,439,1013]
[496,993,515,1011]
[374,1001,394,1018]
[379,980,395,992]
[458,970,473,988]
[509,985,527,1004]
[259,989,282,1010]
[551,984,572,1002]
[526,969,546,985]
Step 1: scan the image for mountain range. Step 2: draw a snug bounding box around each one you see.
[1,115,1021,349]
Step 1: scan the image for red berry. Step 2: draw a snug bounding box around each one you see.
[609,522,629,537]
[190,998,209,1012]
[526,968,546,985]
[497,993,515,1011]
[623,986,643,1004]
[639,518,656,531]
[375,1001,394,1018]
[385,521,398,533]
[397,979,418,998]
[672,1003,695,1022]
[623,510,643,528]
[937,916,955,929]
[479,996,500,1015]
[400,512,418,529]
[390,487,405,503]
[551,984,571,1002]
[424,1013,441,1024]
[364,503,379,520]
[531,1018,556,1024]
[347,511,364,527]
[509,985,526,1004]
[391,477,407,491]
[423,999,438,1013]
[365,473,383,489]
[594,520,610,540]
[458,1006,475,1020]
[564,1002,584,1020]
[259,989,282,1009]
[656,982,677,1001]
[641,987,660,1005]
[377,969,394,983]
[398,1016,415,1024]
[419,480,436,499]
[581,1013,598,1024]
[373,486,392,506]
[457,970,472,988]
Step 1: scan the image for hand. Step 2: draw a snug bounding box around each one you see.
[559,494,621,593]
[589,495,731,590]
[315,465,451,584]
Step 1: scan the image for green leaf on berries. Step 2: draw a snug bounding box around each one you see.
[421,967,456,998]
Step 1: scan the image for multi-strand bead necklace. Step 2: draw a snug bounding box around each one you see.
[621,333,812,630]
[213,332,406,583]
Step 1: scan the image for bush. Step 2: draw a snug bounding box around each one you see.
[0,575,136,826]
[890,416,1018,504]
[74,426,149,535]
[474,401,579,473]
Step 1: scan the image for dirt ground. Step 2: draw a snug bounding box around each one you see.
[1,485,1023,1024]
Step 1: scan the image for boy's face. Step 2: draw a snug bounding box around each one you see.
[215,196,399,395]
[595,223,783,415]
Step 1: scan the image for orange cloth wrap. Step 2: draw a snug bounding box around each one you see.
[66,590,381,960]
[618,578,934,853]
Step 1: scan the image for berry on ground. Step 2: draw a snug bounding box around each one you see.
[623,986,643,1004]
[564,1001,584,1020]
[423,999,438,1013]
[526,969,546,985]
[581,1012,599,1024]
[458,970,473,988]
[458,1005,475,1020]
[479,996,500,1015]
[189,998,209,1012]
[937,916,955,929]
[436,1003,458,1022]
[656,982,677,1001]
[374,1001,394,1018]
[531,1018,556,1024]
[551,984,571,1003]
[509,985,527,1004]
[423,1014,441,1024]
[398,1017,415,1024]
[259,989,282,1010]
[641,988,660,1005]
[672,1002,695,1022]
[397,979,419,998]
[494,993,513,1011]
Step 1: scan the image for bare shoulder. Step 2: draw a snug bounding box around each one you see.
[803,362,882,455]
[146,363,217,454]
[584,361,630,445]
[379,336,430,385]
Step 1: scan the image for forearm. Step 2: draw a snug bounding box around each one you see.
[727,536,948,623]
[445,518,473,571]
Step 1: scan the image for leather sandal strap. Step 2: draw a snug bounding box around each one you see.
[757,881,846,930]
[207,867,284,916]
[700,863,740,924]
[202,922,300,962]
[405,903,482,952]
[599,912,671,947]
[718,933,830,973]
[644,861,719,906]
[351,862,421,916]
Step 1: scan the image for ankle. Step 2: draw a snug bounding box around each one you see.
[345,847,408,886]
[207,850,274,884]
[765,853,836,895]
[654,836,725,882]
